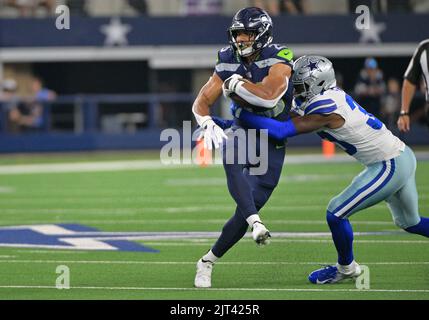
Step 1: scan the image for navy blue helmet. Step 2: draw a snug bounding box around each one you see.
[228,7,274,57]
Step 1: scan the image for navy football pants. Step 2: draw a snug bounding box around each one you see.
[212,126,285,258]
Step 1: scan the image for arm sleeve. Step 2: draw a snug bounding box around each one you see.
[211,116,234,130]
[238,109,297,140]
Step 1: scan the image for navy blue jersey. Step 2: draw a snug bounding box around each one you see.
[215,44,294,122]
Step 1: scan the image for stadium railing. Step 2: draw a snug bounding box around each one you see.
[0,93,427,153]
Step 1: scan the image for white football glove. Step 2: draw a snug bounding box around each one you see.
[198,117,228,150]
[222,74,243,99]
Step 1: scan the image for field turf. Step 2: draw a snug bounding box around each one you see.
[0,151,428,300]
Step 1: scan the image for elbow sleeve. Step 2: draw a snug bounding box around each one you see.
[234,78,288,109]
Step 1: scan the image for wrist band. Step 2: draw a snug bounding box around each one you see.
[399,111,409,117]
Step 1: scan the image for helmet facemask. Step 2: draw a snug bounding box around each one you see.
[229,29,258,57]
[228,9,273,58]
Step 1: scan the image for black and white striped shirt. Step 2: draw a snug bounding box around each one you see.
[404,39,429,101]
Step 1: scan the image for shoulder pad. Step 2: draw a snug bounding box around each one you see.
[304,94,338,115]
[217,46,236,64]
[263,44,294,62]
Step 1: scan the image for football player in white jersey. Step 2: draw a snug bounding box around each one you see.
[222,55,429,284]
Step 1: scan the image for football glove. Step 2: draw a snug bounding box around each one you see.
[222,74,243,99]
[198,117,228,150]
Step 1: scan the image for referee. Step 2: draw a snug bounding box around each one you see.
[398,39,429,132]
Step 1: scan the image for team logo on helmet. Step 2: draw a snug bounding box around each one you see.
[228,7,274,57]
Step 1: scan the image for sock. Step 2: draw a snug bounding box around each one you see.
[327,212,354,266]
[246,214,262,227]
[405,217,429,237]
[202,250,218,264]
[336,260,359,275]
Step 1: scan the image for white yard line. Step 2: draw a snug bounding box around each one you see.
[0,187,15,193]
[0,230,406,240]
[141,239,429,245]
[0,285,428,293]
[0,219,396,226]
[0,152,427,175]
[165,174,356,186]
[2,203,420,215]
[0,259,428,266]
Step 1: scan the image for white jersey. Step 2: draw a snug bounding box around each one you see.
[294,88,405,165]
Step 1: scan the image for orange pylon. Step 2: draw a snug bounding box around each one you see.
[322,140,335,158]
[195,139,212,167]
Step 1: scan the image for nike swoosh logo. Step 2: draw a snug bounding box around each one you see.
[316,279,330,284]
[276,145,285,149]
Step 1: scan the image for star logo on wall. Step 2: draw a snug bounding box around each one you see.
[100,17,132,47]
[356,17,386,43]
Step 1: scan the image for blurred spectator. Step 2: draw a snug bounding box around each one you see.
[383,0,412,13]
[348,0,381,13]
[413,0,429,13]
[8,100,44,133]
[381,78,401,130]
[0,79,20,105]
[349,0,412,13]
[66,0,88,15]
[128,0,148,15]
[30,76,57,102]
[278,0,307,14]
[252,0,280,15]
[4,0,55,17]
[183,0,222,16]
[0,78,41,133]
[335,71,344,89]
[4,77,56,133]
[354,57,386,118]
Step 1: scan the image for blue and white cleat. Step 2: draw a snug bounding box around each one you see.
[309,263,362,284]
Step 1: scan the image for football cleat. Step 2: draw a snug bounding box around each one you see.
[252,222,271,246]
[308,263,362,284]
[194,259,213,288]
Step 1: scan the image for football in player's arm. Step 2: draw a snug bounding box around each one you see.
[192,52,291,149]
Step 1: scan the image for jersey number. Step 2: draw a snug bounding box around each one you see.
[317,94,383,156]
[317,131,357,155]
[345,94,383,130]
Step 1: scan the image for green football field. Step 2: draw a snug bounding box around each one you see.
[0,150,428,300]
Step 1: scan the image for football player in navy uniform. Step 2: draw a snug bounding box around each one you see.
[192,7,294,288]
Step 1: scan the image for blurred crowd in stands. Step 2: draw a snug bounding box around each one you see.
[0,76,56,133]
[1,58,428,133]
[0,0,428,17]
